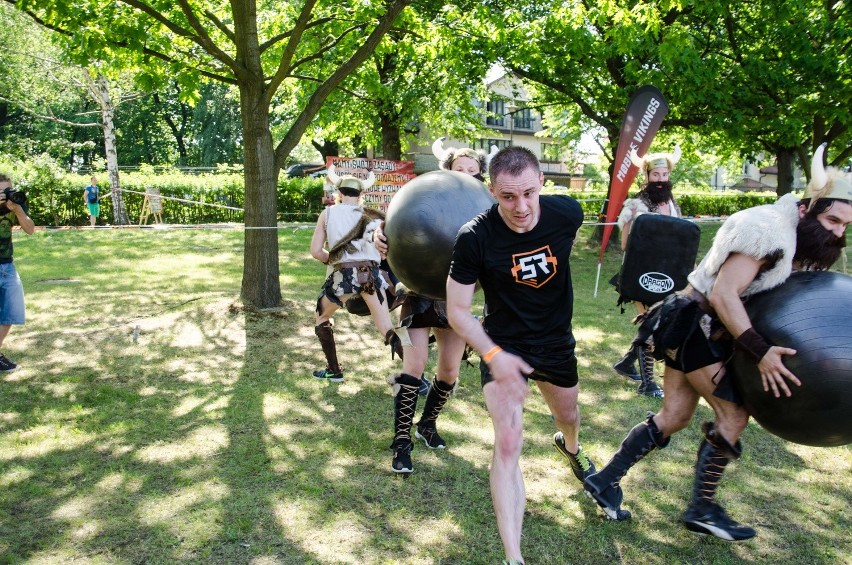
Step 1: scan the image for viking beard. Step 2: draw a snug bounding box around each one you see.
[642,181,673,206]
[794,214,846,270]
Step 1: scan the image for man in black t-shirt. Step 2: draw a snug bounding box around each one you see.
[447,147,595,565]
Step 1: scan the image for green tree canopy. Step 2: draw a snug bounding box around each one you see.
[10,0,412,307]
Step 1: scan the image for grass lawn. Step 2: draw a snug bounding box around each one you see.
[0,221,849,564]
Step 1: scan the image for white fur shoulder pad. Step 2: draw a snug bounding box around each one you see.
[698,193,799,294]
[617,198,650,229]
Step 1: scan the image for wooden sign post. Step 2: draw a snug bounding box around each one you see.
[139,187,164,225]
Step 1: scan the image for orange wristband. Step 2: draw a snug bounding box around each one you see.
[482,346,503,364]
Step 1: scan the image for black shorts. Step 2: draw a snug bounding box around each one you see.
[480,342,579,389]
[654,297,741,404]
[661,317,722,374]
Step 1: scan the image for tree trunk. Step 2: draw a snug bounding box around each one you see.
[85,71,129,225]
[776,148,796,197]
[154,92,189,166]
[380,113,402,160]
[239,82,281,309]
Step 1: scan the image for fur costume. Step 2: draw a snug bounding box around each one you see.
[325,204,384,267]
[688,193,800,298]
[617,195,681,229]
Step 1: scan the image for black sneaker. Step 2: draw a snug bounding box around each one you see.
[613,355,640,381]
[415,422,446,449]
[553,432,596,482]
[0,353,17,372]
[681,500,756,541]
[312,369,343,383]
[583,473,632,521]
[391,441,414,474]
[418,374,432,397]
[638,379,664,398]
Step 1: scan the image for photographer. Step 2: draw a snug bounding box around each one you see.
[0,173,34,372]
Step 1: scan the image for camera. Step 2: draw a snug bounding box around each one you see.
[1,187,26,208]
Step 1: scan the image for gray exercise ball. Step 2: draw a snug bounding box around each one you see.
[731,271,852,447]
[384,170,494,299]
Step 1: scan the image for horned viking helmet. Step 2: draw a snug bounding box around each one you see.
[432,137,498,173]
[326,164,375,193]
[804,143,852,210]
[630,145,682,176]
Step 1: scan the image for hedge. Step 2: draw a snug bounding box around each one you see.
[0,155,784,226]
[568,190,779,220]
[0,156,325,226]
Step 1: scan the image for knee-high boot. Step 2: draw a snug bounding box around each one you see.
[681,422,756,541]
[637,344,664,398]
[584,414,670,520]
[313,321,342,379]
[390,373,420,473]
[414,377,455,448]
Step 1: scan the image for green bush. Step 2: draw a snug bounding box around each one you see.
[556,189,781,220]
[0,155,326,225]
[0,153,787,226]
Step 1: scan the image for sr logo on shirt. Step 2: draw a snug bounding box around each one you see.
[510,246,558,288]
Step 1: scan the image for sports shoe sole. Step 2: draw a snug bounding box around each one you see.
[682,519,756,541]
[312,372,343,383]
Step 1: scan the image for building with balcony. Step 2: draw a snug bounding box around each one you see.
[405,72,585,187]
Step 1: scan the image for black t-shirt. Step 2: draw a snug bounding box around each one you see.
[449,195,583,347]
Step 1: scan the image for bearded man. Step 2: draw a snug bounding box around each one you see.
[584,143,852,541]
[612,146,683,397]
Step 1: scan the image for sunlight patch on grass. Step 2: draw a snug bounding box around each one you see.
[176,370,225,385]
[171,321,208,348]
[0,464,33,487]
[52,494,97,520]
[172,394,228,418]
[273,498,370,562]
[574,325,608,346]
[136,425,229,463]
[138,479,228,527]
[1,424,93,459]
[0,411,19,424]
[95,472,129,492]
[43,381,78,398]
[70,520,101,541]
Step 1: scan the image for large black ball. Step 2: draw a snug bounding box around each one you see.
[384,171,494,299]
[731,271,852,447]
